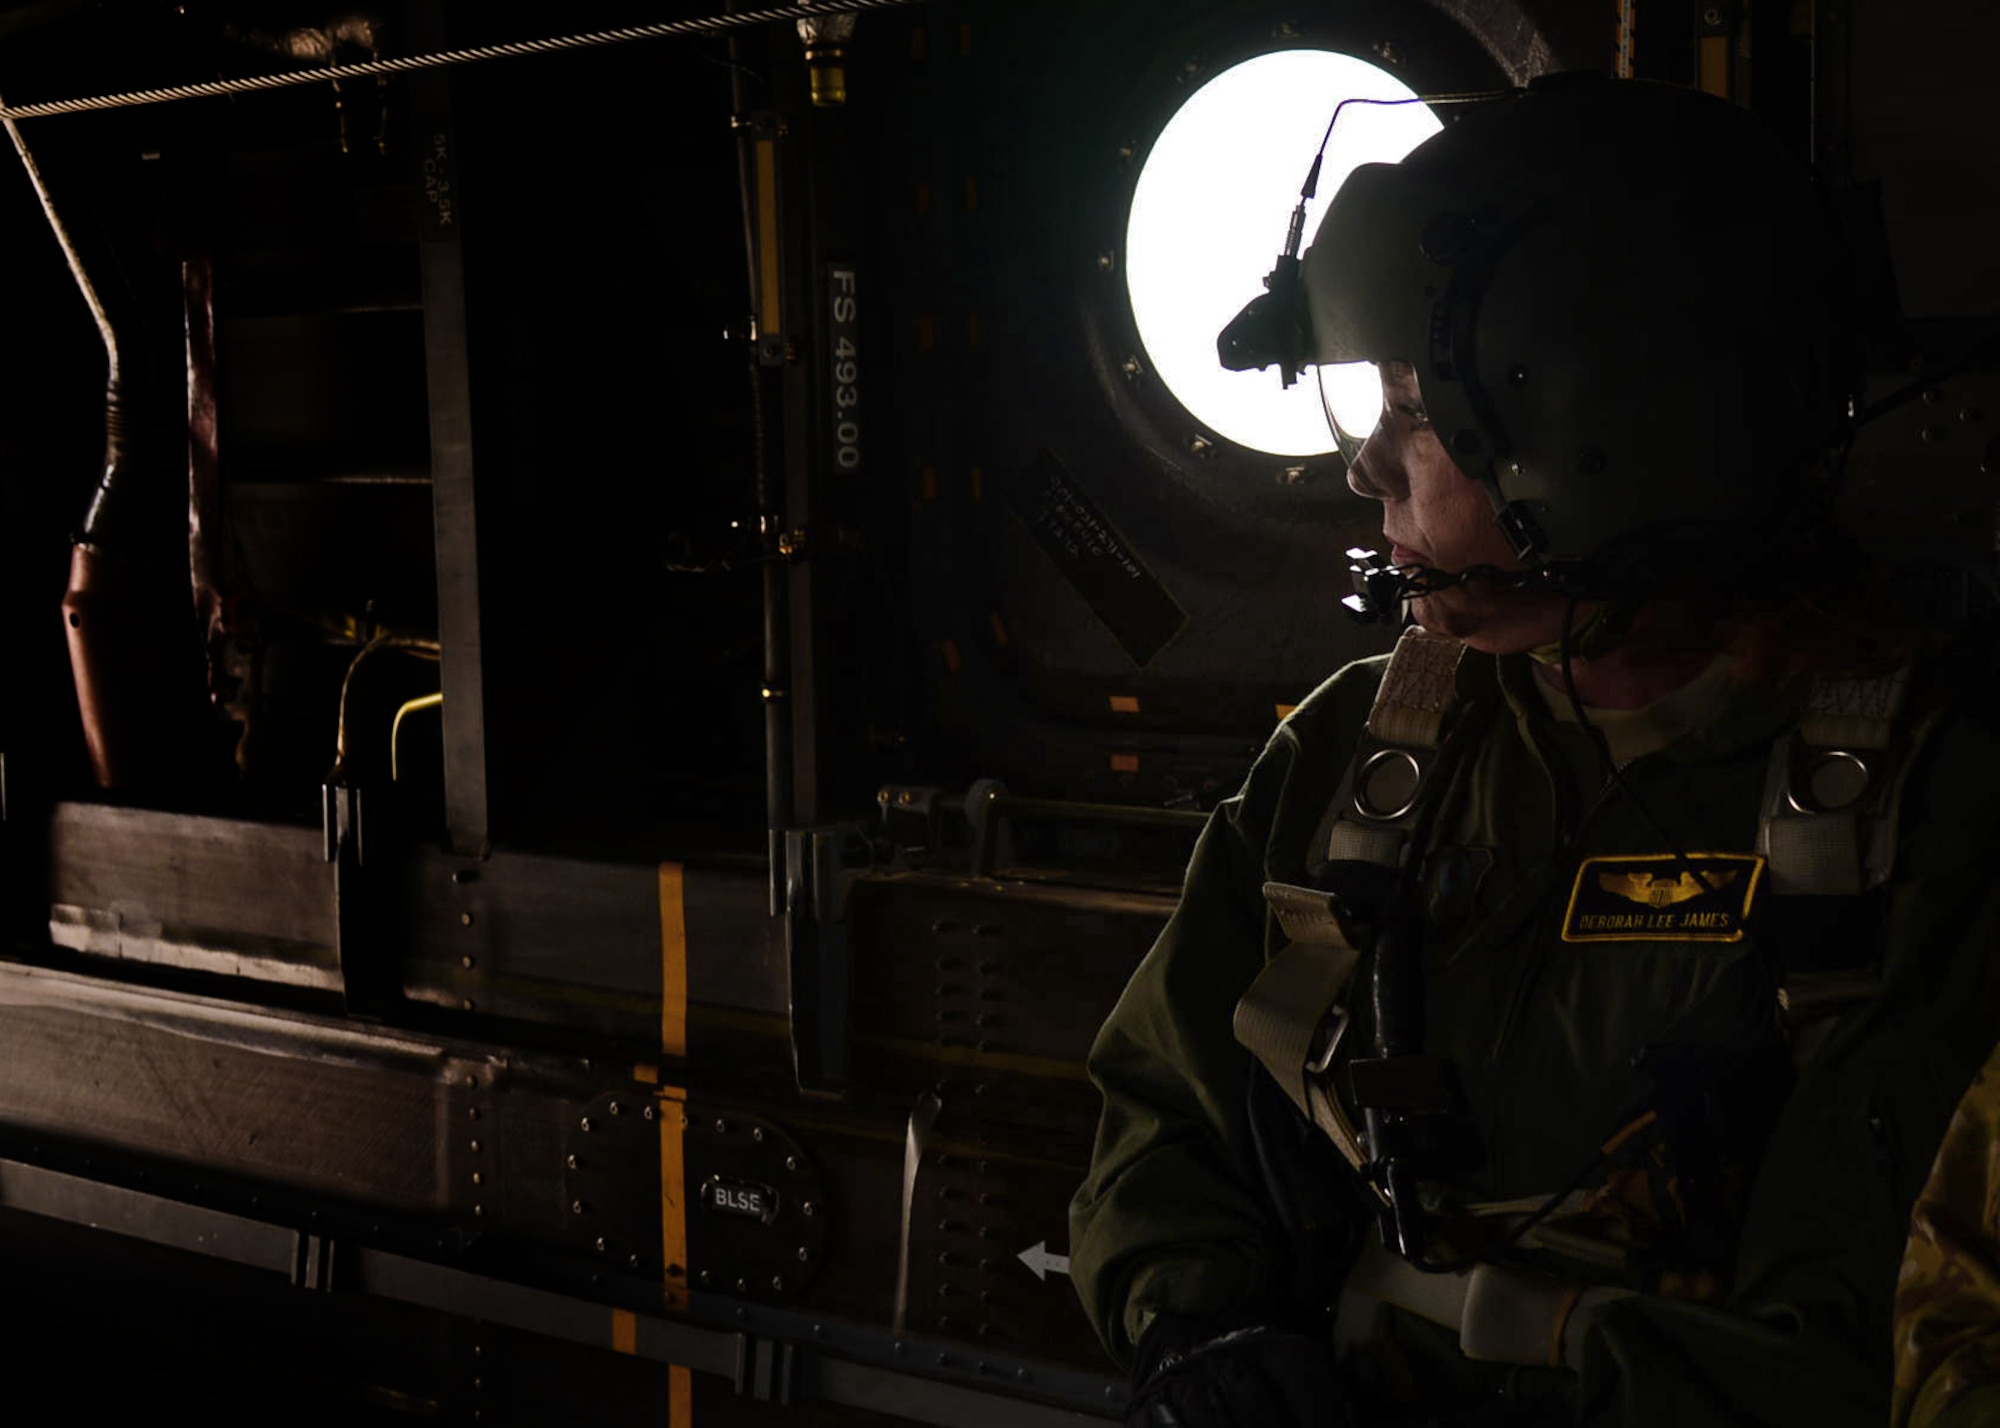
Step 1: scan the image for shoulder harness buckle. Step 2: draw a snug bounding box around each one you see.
[1315,628,1469,872]
[1758,664,1925,897]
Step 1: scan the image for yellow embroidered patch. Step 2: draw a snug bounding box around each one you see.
[1561,853,1766,944]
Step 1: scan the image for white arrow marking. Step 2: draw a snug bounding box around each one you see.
[1017,1240,1070,1281]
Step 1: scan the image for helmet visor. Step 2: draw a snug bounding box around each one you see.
[1316,360,1382,464]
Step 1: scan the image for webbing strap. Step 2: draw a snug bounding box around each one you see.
[1232,903,1370,1179]
[1760,664,1919,896]
[1340,1238,1635,1371]
[1325,820,1406,867]
[1763,802,1866,896]
[1799,665,1910,750]
[1315,629,1469,871]
[1261,882,1351,948]
[1232,935,1360,1118]
[1365,628,1467,748]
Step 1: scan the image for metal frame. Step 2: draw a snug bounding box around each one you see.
[411,0,492,859]
[0,1152,1120,1424]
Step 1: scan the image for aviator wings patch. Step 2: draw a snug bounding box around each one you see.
[1597,867,1742,910]
[1563,854,1764,943]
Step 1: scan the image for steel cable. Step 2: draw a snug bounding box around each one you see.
[0,0,924,123]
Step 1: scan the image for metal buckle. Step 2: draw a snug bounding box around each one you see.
[1305,1005,1351,1076]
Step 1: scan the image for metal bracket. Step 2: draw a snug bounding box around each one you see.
[733,1332,798,1403]
[292,1232,340,1292]
[963,779,1012,877]
[782,824,874,1096]
[324,783,398,1017]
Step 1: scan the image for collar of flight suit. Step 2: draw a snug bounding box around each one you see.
[1491,647,1808,771]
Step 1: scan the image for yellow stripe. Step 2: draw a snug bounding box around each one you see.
[659,863,688,1061]
[658,866,691,1320]
[669,1364,693,1426]
[660,1083,689,1313]
[755,139,782,337]
[1697,34,1729,97]
[611,1309,637,1355]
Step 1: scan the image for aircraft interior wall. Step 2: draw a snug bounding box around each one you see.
[0,0,1990,1422]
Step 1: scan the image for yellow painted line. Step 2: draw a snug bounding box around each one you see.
[1698,34,1729,97]
[1276,703,1298,721]
[659,863,688,1061]
[660,1082,689,1313]
[1108,695,1141,714]
[633,1062,659,1085]
[658,868,691,1321]
[1110,753,1139,773]
[755,139,782,337]
[612,1308,637,1355]
[670,1364,693,1426]
[1614,0,1636,79]
[988,612,1009,647]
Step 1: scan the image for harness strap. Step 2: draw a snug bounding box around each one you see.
[1234,887,1373,1186]
[1759,665,1925,896]
[1320,629,1469,870]
[1263,882,1354,948]
[1340,1237,1635,1371]
[1365,628,1466,747]
[1800,665,1911,749]
[1238,633,1473,1192]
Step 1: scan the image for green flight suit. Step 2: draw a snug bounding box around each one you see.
[1070,645,2000,1426]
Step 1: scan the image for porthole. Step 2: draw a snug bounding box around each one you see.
[1123,48,1440,457]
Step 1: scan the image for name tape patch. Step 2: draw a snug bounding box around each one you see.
[1561,853,1765,944]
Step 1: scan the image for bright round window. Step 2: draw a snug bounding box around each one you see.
[1124,49,1442,458]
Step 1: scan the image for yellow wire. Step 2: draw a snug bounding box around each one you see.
[327,633,439,785]
[391,692,444,781]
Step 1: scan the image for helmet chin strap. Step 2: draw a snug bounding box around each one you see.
[1477,468,1550,565]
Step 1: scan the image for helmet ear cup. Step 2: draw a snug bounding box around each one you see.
[1466,196,1777,562]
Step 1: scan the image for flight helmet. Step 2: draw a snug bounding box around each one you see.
[1244,74,1855,591]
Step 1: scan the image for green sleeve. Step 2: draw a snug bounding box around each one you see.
[1067,663,1380,1366]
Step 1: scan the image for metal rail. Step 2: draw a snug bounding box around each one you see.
[0,1155,1119,1425]
[0,0,926,122]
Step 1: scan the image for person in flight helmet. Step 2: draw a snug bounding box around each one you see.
[1069,73,2000,1428]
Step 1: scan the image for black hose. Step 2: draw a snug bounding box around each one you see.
[1,103,139,548]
